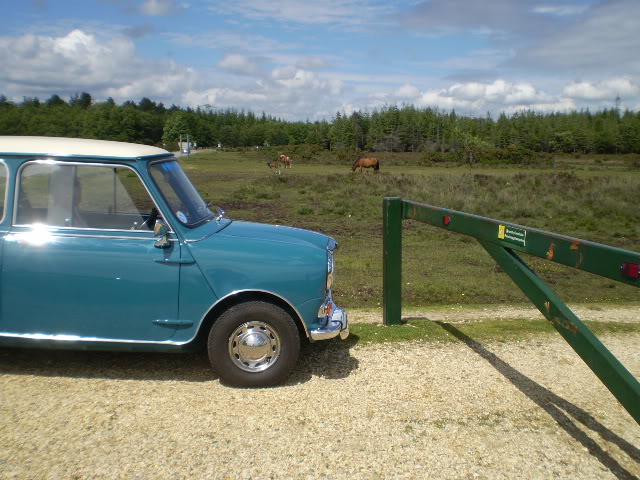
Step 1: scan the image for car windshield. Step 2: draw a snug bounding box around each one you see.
[149,160,213,227]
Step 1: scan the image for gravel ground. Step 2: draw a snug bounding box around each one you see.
[351,304,640,324]
[1,308,639,480]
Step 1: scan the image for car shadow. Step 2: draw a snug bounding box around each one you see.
[286,333,360,385]
[0,334,360,385]
[0,347,215,382]
[432,320,640,480]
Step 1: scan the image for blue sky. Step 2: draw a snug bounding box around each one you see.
[1,0,639,120]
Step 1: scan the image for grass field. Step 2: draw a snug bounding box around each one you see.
[179,150,640,309]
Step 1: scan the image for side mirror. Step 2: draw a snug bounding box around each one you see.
[153,219,169,236]
[214,206,225,222]
[205,201,225,223]
[153,219,170,249]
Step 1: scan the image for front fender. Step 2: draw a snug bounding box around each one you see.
[187,233,328,325]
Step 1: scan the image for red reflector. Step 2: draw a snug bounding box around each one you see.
[326,303,333,318]
[621,262,640,280]
[443,216,451,226]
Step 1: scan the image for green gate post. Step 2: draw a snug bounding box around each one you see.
[479,240,640,424]
[383,197,403,325]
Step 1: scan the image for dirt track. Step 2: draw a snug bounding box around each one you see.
[1,308,639,479]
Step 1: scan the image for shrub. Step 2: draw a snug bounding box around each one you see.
[297,207,314,215]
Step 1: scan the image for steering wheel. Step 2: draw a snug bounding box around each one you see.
[138,207,159,230]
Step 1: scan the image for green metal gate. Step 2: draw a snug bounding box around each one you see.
[382,197,640,425]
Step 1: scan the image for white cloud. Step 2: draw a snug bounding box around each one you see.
[399,0,549,38]
[326,72,433,87]
[141,0,178,16]
[446,80,552,105]
[165,31,298,54]
[394,84,420,99]
[218,54,264,76]
[502,98,576,114]
[0,29,203,107]
[182,65,345,120]
[207,0,392,26]
[0,30,137,91]
[563,77,640,100]
[105,67,199,101]
[531,5,589,16]
[271,66,297,80]
[273,68,344,96]
[295,57,330,70]
[511,0,640,74]
[1,28,638,122]
[0,29,348,120]
[362,79,572,115]
[418,92,482,111]
[399,0,639,82]
[182,88,268,108]
[434,50,511,71]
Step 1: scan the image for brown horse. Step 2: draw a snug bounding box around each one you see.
[266,161,281,174]
[279,154,292,168]
[352,157,379,172]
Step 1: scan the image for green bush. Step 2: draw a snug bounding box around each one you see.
[422,146,553,167]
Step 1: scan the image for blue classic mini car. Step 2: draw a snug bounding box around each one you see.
[0,136,348,386]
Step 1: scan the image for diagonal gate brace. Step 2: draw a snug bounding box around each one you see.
[479,240,640,425]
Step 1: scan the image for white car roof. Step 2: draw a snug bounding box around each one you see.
[0,136,170,159]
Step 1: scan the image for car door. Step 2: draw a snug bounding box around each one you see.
[0,160,181,342]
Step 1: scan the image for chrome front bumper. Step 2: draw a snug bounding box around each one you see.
[310,303,349,341]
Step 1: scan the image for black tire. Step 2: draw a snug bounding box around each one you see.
[207,301,300,387]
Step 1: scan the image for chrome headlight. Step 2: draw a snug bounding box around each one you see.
[326,251,335,291]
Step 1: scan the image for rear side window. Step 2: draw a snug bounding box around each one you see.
[16,162,158,230]
[0,162,6,221]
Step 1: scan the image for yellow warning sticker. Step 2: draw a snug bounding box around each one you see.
[497,224,526,247]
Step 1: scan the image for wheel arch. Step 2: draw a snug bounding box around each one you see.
[191,290,309,349]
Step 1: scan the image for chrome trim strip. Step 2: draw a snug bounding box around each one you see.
[0,331,185,345]
[6,231,178,242]
[0,160,7,224]
[11,223,174,234]
[12,159,178,234]
[152,319,194,327]
[194,289,311,338]
[11,225,158,235]
[0,152,173,161]
[184,230,219,243]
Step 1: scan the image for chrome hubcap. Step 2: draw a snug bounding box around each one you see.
[228,321,281,372]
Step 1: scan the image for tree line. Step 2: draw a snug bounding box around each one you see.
[1,92,639,154]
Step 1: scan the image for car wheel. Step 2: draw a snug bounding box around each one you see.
[207,301,300,387]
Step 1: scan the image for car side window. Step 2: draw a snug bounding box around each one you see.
[0,162,6,222]
[16,163,158,230]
